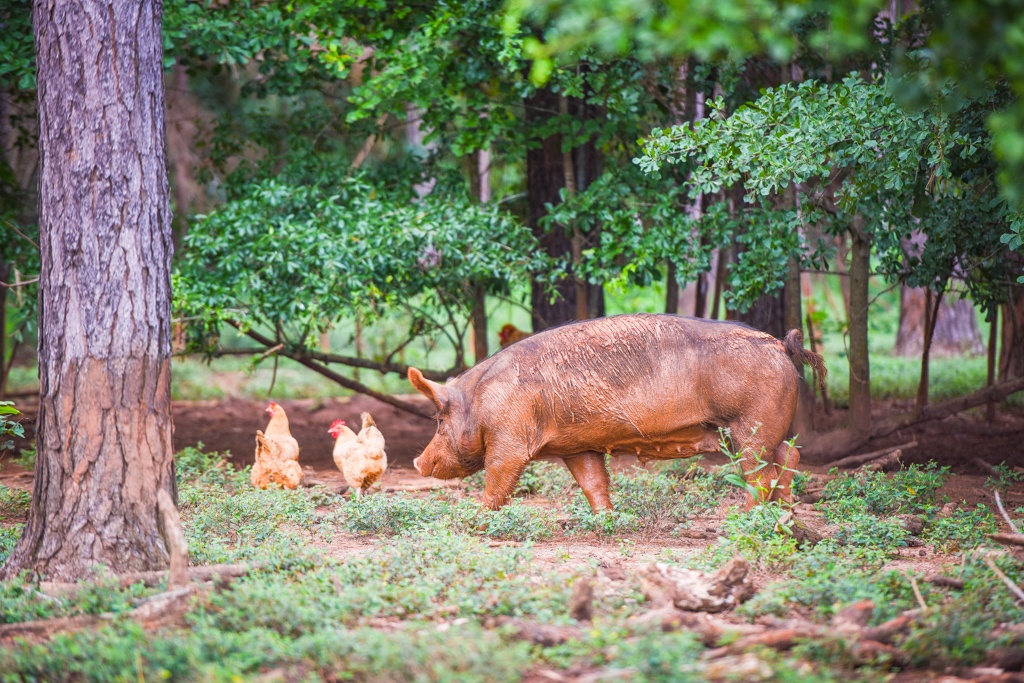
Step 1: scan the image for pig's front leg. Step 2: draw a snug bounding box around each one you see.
[563,452,613,511]
[483,454,529,510]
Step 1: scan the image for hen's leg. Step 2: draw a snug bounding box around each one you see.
[563,452,613,511]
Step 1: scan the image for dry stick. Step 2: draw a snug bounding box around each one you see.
[828,440,916,469]
[908,574,928,612]
[984,555,1024,604]
[995,491,1020,534]
[156,489,189,589]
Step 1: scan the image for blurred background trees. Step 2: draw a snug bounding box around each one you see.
[1,0,1022,442]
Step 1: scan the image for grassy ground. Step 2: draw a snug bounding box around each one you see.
[0,447,1020,681]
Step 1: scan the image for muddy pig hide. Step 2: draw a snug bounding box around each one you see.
[407,313,825,511]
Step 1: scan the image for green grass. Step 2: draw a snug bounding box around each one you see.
[0,445,1020,681]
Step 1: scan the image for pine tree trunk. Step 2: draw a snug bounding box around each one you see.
[1,0,176,581]
[893,287,984,357]
[847,223,872,434]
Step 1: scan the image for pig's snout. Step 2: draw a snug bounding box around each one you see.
[413,454,433,478]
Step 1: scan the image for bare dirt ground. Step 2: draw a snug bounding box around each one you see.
[3,394,1022,507]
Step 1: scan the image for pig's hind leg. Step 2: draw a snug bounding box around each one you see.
[563,452,612,511]
[768,442,800,504]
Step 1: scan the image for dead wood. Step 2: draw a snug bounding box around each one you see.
[990,533,1024,549]
[569,577,594,623]
[996,491,1021,534]
[638,557,755,613]
[0,585,205,641]
[39,563,254,597]
[872,375,1024,441]
[861,450,903,472]
[828,441,916,470]
[486,616,582,646]
[922,574,966,590]
[862,613,920,644]
[383,480,463,493]
[831,599,875,630]
[626,605,764,645]
[156,489,189,589]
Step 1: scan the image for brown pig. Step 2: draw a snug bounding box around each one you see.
[407,314,826,512]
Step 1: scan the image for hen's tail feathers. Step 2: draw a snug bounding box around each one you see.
[783,329,828,395]
[361,412,376,429]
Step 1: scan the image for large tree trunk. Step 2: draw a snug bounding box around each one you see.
[526,89,575,332]
[847,224,872,434]
[1000,285,1024,380]
[1,0,177,581]
[893,287,984,357]
[734,292,786,339]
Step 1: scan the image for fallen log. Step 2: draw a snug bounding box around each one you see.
[627,605,764,645]
[828,441,916,470]
[0,585,206,641]
[638,557,755,613]
[872,375,1024,441]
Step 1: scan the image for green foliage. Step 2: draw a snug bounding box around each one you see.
[0,619,532,682]
[564,463,727,535]
[0,485,29,519]
[821,463,948,517]
[640,74,1021,309]
[0,524,22,565]
[340,493,556,541]
[924,504,997,553]
[174,178,545,371]
[984,461,1024,492]
[0,402,24,456]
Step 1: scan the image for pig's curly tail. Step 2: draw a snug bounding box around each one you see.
[783,329,827,394]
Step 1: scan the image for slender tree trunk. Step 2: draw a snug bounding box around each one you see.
[1000,285,1024,380]
[471,286,488,365]
[1,0,178,581]
[847,222,872,434]
[665,262,679,314]
[0,259,7,398]
[894,287,984,356]
[987,306,998,423]
[914,286,944,414]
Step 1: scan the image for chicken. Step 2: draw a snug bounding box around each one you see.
[251,401,302,490]
[497,323,531,348]
[330,412,387,495]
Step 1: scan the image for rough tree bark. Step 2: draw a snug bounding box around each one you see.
[1,0,178,581]
[1000,285,1024,380]
[525,88,601,331]
[526,89,576,332]
[893,287,984,357]
[848,224,873,434]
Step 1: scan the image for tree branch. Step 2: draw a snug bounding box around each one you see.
[227,321,434,419]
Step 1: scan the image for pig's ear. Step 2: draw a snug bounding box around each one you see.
[408,367,448,410]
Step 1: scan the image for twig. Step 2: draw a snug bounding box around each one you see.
[907,574,928,612]
[254,343,285,363]
[0,277,39,289]
[995,491,1020,534]
[984,555,1024,604]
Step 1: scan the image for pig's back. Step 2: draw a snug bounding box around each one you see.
[466,314,798,441]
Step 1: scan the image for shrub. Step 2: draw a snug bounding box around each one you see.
[0,485,30,519]
[924,504,997,552]
[821,463,948,517]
